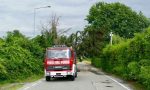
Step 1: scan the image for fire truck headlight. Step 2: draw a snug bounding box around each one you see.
[67,72,72,75]
[46,72,50,76]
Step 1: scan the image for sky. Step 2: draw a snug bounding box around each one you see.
[0,0,150,37]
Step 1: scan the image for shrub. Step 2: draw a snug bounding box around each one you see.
[0,30,44,82]
[127,61,139,80]
[100,27,150,89]
[139,66,150,90]
[91,57,101,68]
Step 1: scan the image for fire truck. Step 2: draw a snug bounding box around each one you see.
[44,45,77,81]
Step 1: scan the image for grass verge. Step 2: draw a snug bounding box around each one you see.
[0,74,43,90]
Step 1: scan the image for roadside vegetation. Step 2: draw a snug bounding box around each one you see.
[0,30,44,83]
[0,15,66,88]
[73,2,150,90]
[0,1,150,90]
[101,28,150,89]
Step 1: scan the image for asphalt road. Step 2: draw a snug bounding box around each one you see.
[19,62,132,90]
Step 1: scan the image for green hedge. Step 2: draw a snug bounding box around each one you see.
[100,28,150,90]
[0,31,44,82]
[91,57,101,68]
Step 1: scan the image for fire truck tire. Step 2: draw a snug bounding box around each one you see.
[75,72,77,78]
[70,75,75,81]
[46,76,51,81]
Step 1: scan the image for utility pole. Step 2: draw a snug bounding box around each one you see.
[75,31,82,61]
[75,31,81,51]
[110,31,113,46]
[33,6,51,36]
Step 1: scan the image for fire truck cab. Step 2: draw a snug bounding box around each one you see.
[44,45,77,81]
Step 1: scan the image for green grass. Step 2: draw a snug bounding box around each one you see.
[5,84,23,90]
[21,74,44,82]
[0,82,23,90]
[128,81,146,90]
[0,74,43,90]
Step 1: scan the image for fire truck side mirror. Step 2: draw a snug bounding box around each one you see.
[77,68,80,72]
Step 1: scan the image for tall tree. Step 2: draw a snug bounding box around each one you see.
[86,2,150,38]
[37,14,71,48]
[78,2,150,57]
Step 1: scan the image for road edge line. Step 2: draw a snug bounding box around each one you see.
[105,75,131,90]
[22,79,43,90]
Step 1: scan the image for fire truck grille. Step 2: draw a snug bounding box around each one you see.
[47,65,70,71]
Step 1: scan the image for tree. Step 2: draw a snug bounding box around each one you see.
[86,2,150,38]
[40,14,59,47]
[39,14,71,47]
[77,2,150,57]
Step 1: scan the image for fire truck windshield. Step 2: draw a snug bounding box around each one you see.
[47,49,70,59]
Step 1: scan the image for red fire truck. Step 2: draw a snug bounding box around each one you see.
[44,45,77,81]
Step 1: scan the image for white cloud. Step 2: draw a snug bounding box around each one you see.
[0,0,150,37]
[104,0,150,17]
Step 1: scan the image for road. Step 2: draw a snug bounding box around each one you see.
[19,62,132,90]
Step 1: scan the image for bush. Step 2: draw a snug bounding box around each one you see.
[127,61,139,80]
[100,27,150,89]
[139,59,150,89]
[91,57,101,68]
[0,30,44,82]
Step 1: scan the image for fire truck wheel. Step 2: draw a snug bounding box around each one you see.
[75,72,77,78]
[70,75,75,81]
[46,76,51,81]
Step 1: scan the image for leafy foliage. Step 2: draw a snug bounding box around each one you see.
[100,28,150,90]
[86,2,150,38]
[0,30,43,82]
[91,57,102,68]
[77,2,150,58]
[0,15,70,82]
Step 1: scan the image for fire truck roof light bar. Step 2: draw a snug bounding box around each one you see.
[52,45,67,47]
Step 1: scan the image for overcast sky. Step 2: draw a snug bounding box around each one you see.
[0,0,150,37]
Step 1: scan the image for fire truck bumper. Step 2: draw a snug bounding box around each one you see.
[45,71,74,77]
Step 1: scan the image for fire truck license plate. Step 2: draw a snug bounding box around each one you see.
[56,73,61,75]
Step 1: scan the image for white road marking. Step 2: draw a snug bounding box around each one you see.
[105,75,131,90]
[22,79,43,90]
[31,83,38,87]
[92,81,99,90]
[23,87,30,90]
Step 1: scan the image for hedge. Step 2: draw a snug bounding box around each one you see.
[100,28,150,90]
[0,31,44,82]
